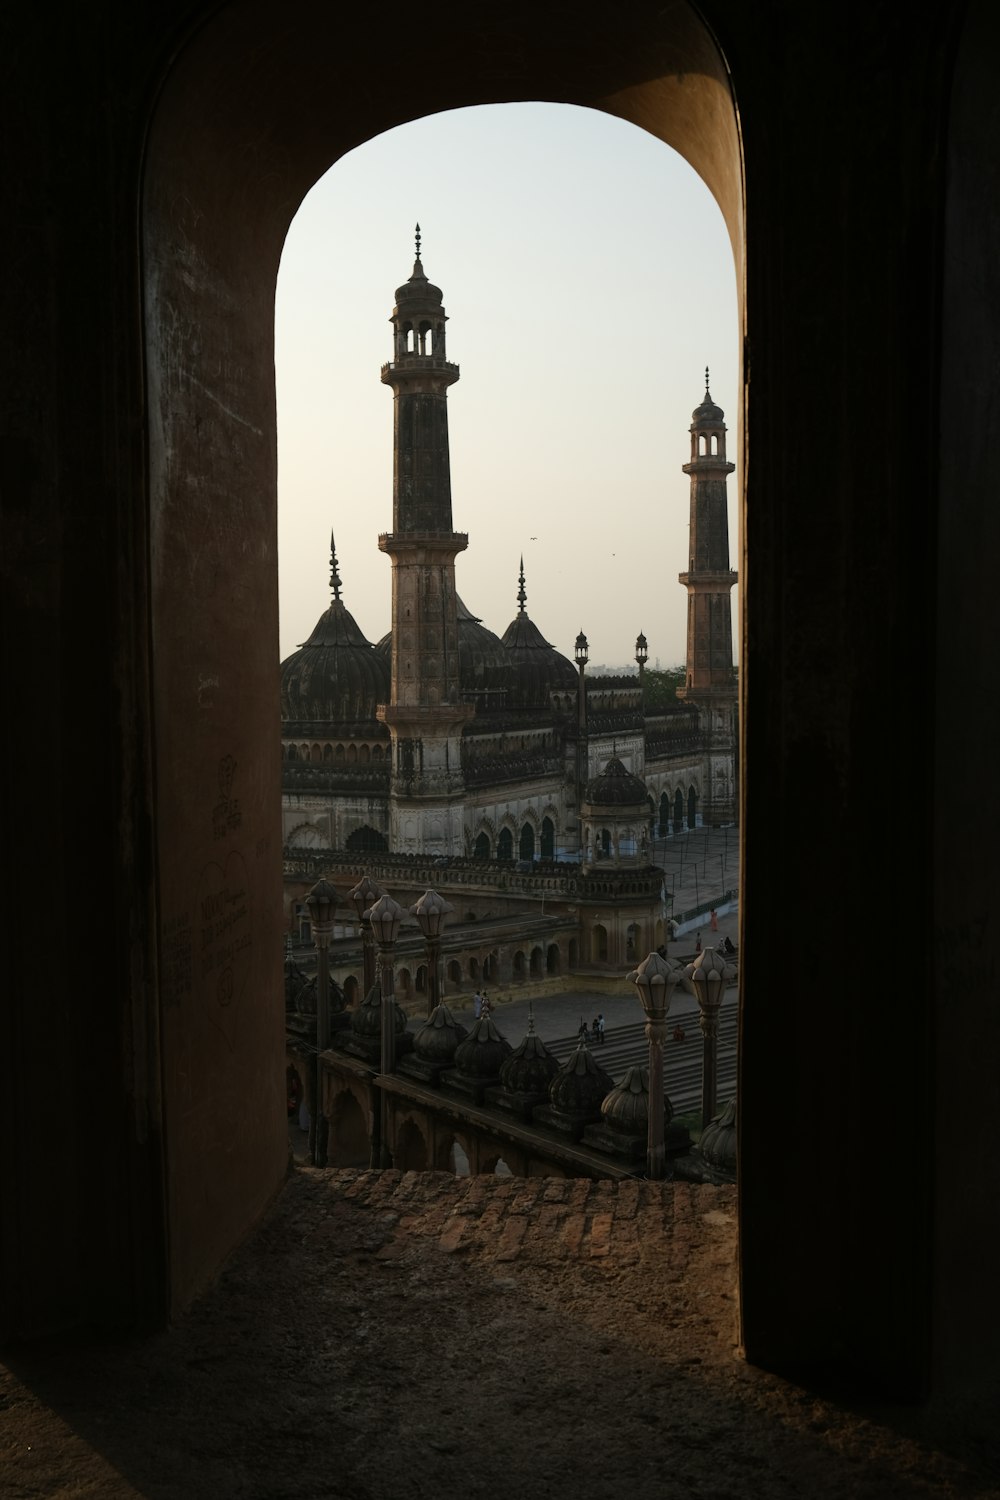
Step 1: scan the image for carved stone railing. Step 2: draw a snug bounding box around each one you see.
[282,765,391,792]
[283,847,664,903]
[461,752,564,787]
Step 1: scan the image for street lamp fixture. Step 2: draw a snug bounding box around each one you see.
[627,949,685,1179]
[304,876,339,1167]
[364,892,406,1169]
[686,946,737,1130]
[409,888,454,1017]
[348,875,382,1001]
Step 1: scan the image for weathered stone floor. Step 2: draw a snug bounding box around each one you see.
[2,1169,998,1498]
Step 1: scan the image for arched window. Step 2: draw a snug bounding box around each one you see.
[395,1120,428,1173]
[673,789,684,834]
[474,831,490,859]
[530,947,543,975]
[345,825,388,852]
[347,744,357,764]
[287,744,298,761]
[519,822,535,861]
[447,959,461,988]
[416,965,427,993]
[513,951,526,978]
[310,743,321,763]
[688,784,698,829]
[600,827,612,857]
[540,816,555,859]
[659,790,669,835]
[592,925,608,963]
[497,828,513,861]
[546,943,560,974]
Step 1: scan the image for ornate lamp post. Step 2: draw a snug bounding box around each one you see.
[575,629,589,732]
[628,950,685,1179]
[635,631,648,690]
[575,630,589,860]
[348,875,382,1001]
[686,946,737,1130]
[365,892,405,1169]
[304,876,339,1167]
[410,888,454,1017]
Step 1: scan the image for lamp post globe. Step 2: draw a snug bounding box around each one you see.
[628,950,684,1179]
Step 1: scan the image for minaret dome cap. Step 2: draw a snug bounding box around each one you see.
[692,366,725,426]
[395,223,445,307]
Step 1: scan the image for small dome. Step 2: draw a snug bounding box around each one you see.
[394,256,444,309]
[499,1018,559,1096]
[700,1096,737,1174]
[285,959,315,1016]
[548,1041,615,1115]
[280,540,389,729]
[350,981,408,1041]
[413,1004,468,1065]
[452,1013,513,1080]
[585,757,648,807]
[600,1066,674,1135]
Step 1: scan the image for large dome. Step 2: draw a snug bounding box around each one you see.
[456,594,511,707]
[280,541,389,731]
[499,560,578,709]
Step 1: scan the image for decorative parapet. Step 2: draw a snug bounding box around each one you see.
[461,751,563,786]
[283,847,664,902]
[282,765,391,792]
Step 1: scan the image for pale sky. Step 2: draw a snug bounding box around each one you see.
[276,102,738,672]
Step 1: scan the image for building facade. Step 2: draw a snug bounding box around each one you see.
[279,242,738,891]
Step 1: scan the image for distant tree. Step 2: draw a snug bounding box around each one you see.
[641,665,686,710]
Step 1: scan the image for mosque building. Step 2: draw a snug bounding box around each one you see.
[279,233,738,921]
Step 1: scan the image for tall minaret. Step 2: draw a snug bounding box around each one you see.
[677,370,738,824]
[377,228,473,854]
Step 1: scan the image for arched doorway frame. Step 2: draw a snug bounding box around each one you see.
[142,0,745,1326]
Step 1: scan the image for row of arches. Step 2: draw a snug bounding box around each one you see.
[472,814,557,862]
[655,786,699,835]
[335,938,583,1003]
[284,741,387,764]
[395,318,445,358]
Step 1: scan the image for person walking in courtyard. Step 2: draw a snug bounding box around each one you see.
[710,908,718,932]
[473,990,482,1019]
[597,1013,606,1043]
[695,932,702,953]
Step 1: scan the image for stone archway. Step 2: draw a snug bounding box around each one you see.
[143,0,744,1334]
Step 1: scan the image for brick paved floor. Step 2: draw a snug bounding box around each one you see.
[2,1169,997,1499]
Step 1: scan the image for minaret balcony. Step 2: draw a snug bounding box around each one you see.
[678,569,738,587]
[681,457,736,476]
[381,357,460,386]
[379,531,469,559]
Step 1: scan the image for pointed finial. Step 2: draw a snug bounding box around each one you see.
[705,365,711,397]
[517,556,527,614]
[415,222,421,262]
[527,1000,536,1035]
[329,531,342,603]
